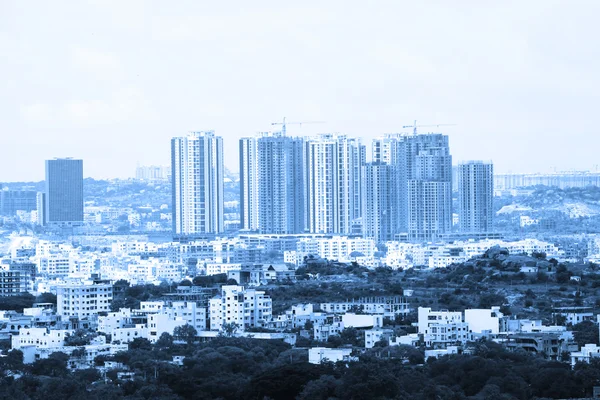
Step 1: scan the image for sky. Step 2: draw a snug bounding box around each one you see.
[1,0,599,181]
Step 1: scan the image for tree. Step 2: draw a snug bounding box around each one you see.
[221,322,240,338]
[64,329,96,346]
[31,352,69,377]
[572,321,599,347]
[35,292,57,305]
[155,332,174,349]
[129,337,152,350]
[173,324,197,345]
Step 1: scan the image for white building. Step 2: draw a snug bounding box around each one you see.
[365,328,394,349]
[305,134,364,235]
[12,327,72,349]
[320,297,410,318]
[209,285,272,332]
[342,313,384,329]
[57,279,113,318]
[296,236,376,263]
[172,131,224,235]
[309,347,356,364]
[418,307,469,347]
[425,346,459,360]
[571,344,600,368]
[464,307,503,335]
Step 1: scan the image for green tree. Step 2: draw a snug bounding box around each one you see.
[174,324,197,345]
[221,322,240,337]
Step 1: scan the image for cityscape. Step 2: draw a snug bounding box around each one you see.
[2,2,600,399]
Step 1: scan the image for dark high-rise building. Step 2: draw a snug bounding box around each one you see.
[458,161,494,233]
[257,132,305,234]
[45,158,84,225]
[372,133,453,242]
[405,134,453,241]
[0,190,37,215]
[362,162,400,242]
[304,134,365,234]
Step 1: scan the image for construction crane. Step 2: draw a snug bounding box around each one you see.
[271,117,325,135]
[402,120,456,135]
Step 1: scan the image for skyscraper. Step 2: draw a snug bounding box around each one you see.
[457,161,494,233]
[45,158,84,225]
[305,134,365,234]
[239,136,259,231]
[257,132,305,234]
[362,162,399,242]
[240,131,305,234]
[172,131,224,236]
[373,133,453,241]
[405,134,453,241]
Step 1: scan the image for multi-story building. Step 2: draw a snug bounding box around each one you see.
[304,134,365,234]
[362,162,400,242]
[495,171,600,191]
[320,297,410,318]
[406,134,453,241]
[239,136,260,231]
[135,165,171,181]
[418,307,469,348]
[171,131,224,236]
[57,279,113,319]
[45,158,84,226]
[457,161,494,233]
[372,133,453,242]
[0,271,25,296]
[208,285,272,332]
[38,254,70,277]
[252,132,305,234]
[0,190,37,216]
[294,236,377,264]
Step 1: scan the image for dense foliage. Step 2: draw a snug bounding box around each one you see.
[2,338,600,399]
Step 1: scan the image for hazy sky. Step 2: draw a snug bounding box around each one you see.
[1,1,599,181]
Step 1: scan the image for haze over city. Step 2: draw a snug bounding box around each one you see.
[1,0,599,181]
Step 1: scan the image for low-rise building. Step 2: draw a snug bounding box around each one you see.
[308,347,356,364]
[365,328,394,349]
[418,307,469,348]
[57,278,113,319]
[320,297,410,318]
[571,344,600,368]
[208,285,272,332]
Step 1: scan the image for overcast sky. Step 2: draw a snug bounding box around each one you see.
[1,1,599,181]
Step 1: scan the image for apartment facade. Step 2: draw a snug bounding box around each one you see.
[171,131,224,236]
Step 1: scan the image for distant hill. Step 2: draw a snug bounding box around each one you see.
[497,186,600,218]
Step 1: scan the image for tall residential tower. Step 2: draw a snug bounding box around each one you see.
[171,131,224,236]
[304,134,365,234]
[457,161,494,233]
[239,132,305,234]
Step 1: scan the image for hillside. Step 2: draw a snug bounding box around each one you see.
[497,186,600,218]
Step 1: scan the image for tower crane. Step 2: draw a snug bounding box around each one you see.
[271,117,325,135]
[402,120,456,135]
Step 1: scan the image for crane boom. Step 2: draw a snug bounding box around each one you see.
[402,120,456,135]
[271,117,325,135]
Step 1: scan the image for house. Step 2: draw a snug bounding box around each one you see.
[418,307,469,348]
[308,347,356,364]
[365,329,394,349]
[571,344,600,368]
[464,307,503,335]
[425,346,459,360]
[227,264,295,287]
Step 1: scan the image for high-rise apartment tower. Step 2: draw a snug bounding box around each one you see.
[171,131,224,236]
